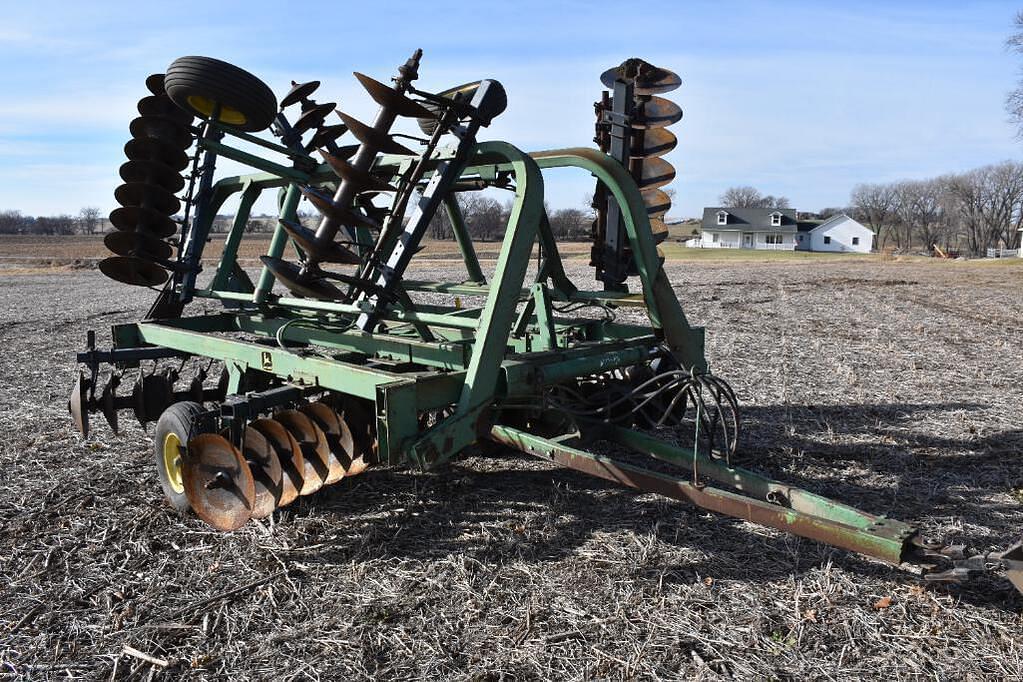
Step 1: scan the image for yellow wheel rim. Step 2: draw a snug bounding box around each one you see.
[163,432,185,494]
[186,95,247,126]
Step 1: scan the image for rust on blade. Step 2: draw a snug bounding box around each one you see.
[299,186,381,232]
[249,418,303,505]
[628,97,682,129]
[279,219,361,265]
[630,128,677,158]
[99,256,169,287]
[281,79,320,108]
[109,206,177,238]
[274,409,331,493]
[182,433,255,531]
[240,425,284,519]
[258,256,344,300]
[291,102,336,136]
[318,150,397,193]
[300,401,352,484]
[335,111,415,156]
[103,230,173,261]
[354,72,435,118]
[633,157,676,189]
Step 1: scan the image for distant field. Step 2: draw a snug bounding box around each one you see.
[1,234,1020,269]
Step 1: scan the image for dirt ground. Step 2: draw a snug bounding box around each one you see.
[1,256,1021,680]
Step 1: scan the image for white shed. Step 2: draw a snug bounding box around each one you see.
[796,214,873,253]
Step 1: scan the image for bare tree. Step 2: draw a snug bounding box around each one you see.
[892,179,945,252]
[945,161,1023,256]
[718,185,762,207]
[850,183,897,249]
[1006,11,1023,137]
[77,207,103,235]
[548,208,590,239]
[718,186,789,208]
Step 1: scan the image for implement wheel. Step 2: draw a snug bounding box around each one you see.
[164,56,277,132]
[154,401,210,512]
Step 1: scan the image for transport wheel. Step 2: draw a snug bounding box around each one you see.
[154,401,210,512]
[164,56,277,132]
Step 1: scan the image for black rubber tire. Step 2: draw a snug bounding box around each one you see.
[164,56,277,132]
[153,401,211,512]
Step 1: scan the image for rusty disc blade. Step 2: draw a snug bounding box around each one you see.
[600,60,681,95]
[124,137,189,172]
[275,410,331,493]
[249,418,303,504]
[104,230,173,261]
[259,256,343,300]
[281,80,320,108]
[300,402,352,483]
[335,395,376,470]
[307,124,348,150]
[319,149,396,193]
[300,186,381,232]
[240,425,284,519]
[68,370,90,437]
[291,102,336,137]
[109,205,177,238]
[642,188,672,218]
[137,95,193,126]
[129,115,193,149]
[633,157,676,189]
[99,255,169,287]
[279,219,361,265]
[119,159,185,194]
[115,182,182,216]
[1002,541,1023,595]
[101,378,120,434]
[146,73,166,96]
[631,127,677,158]
[334,111,415,156]
[131,373,174,425]
[650,218,670,244]
[631,97,682,129]
[354,72,435,119]
[183,433,255,531]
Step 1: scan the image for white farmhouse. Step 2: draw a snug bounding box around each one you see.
[795,214,873,253]
[695,207,798,250]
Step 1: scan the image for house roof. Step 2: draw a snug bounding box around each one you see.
[805,213,874,234]
[701,207,798,231]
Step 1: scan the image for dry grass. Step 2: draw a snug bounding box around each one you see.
[0,256,1021,679]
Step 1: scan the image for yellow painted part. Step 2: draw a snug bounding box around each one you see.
[186,95,247,126]
[163,432,185,494]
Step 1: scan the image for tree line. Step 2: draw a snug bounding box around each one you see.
[0,208,103,235]
[850,161,1023,255]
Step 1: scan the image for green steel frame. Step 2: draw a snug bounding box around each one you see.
[98,123,934,572]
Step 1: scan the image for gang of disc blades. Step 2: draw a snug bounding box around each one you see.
[274,409,330,493]
[249,418,303,505]
[182,433,255,531]
[334,111,415,155]
[240,425,284,519]
[104,230,173,261]
[115,182,182,216]
[353,72,435,119]
[281,80,320,108]
[119,159,185,193]
[124,137,189,172]
[628,96,683,129]
[129,115,193,149]
[99,256,169,287]
[109,205,178,238]
[279,219,361,265]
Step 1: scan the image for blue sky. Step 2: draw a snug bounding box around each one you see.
[0,0,1020,220]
